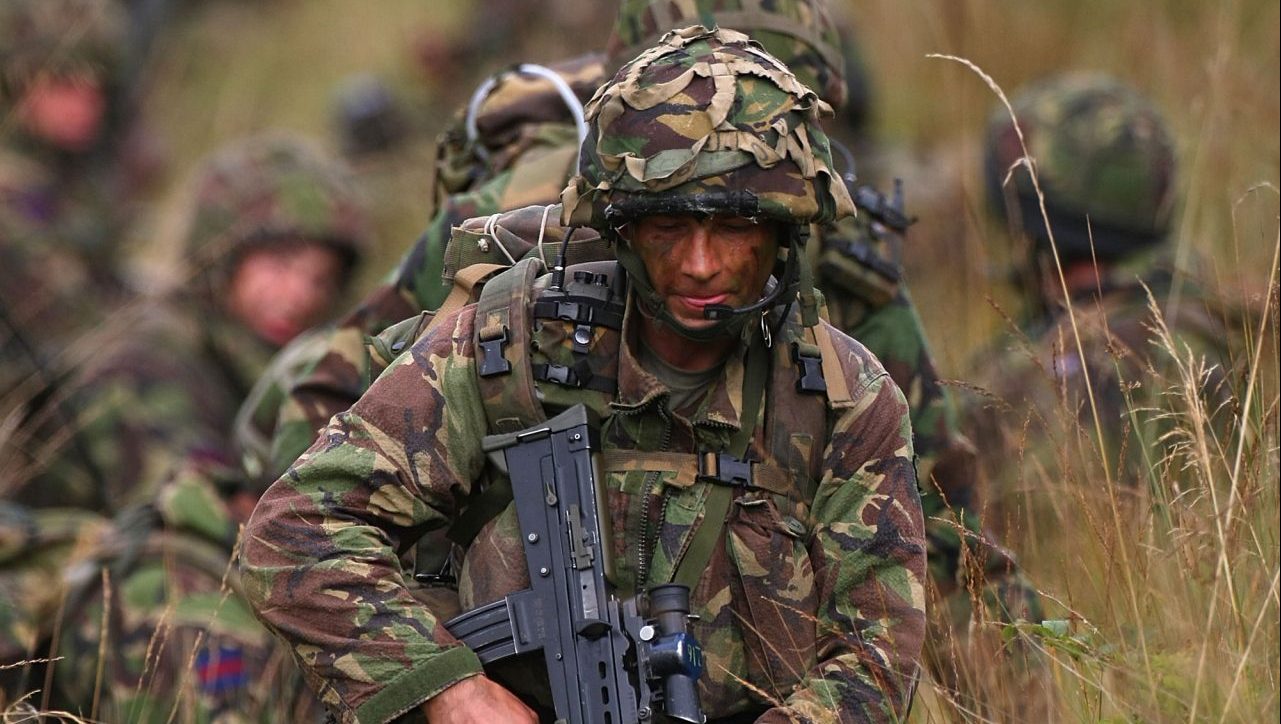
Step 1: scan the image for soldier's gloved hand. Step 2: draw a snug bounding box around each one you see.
[420,674,538,723]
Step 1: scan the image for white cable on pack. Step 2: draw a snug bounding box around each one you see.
[480,212,517,264]
[535,204,555,267]
[463,64,588,169]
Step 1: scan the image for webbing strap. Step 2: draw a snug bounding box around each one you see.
[811,321,852,406]
[435,263,507,318]
[600,450,797,498]
[671,333,769,591]
[474,257,547,433]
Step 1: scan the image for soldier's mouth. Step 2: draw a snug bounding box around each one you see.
[675,293,729,310]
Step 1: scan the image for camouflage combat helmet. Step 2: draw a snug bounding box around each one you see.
[608,0,849,111]
[985,72,1177,262]
[563,26,854,340]
[0,0,126,107]
[185,133,371,291]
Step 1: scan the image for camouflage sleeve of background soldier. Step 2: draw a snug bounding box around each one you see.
[265,175,515,481]
[762,329,927,723]
[240,305,492,724]
[845,289,980,510]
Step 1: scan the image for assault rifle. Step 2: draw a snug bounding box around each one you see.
[444,405,705,723]
[823,139,917,292]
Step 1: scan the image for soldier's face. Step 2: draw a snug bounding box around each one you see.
[628,213,779,331]
[18,73,107,153]
[226,241,347,347]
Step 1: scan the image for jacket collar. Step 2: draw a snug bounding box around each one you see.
[612,292,751,432]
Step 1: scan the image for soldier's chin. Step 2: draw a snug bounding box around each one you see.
[252,319,302,347]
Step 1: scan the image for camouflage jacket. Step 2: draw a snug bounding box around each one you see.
[967,263,1237,498]
[4,296,273,514]
[241,296,927,723]
[0,145,121,399]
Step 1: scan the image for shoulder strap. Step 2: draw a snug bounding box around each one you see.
[473,256,548,434]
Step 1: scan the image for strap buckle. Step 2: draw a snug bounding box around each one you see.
[698,451,753,487]
[791,342,827,394]
[477,325,511,377]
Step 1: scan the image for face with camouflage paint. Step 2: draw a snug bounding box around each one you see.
[627,213,779,364]
[225,240,347,347]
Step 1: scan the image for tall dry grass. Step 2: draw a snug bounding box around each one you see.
[877,3,1279,717]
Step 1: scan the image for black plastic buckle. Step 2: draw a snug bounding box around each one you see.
[698,452,753,487]
[413,571,458,587]
[791,342,827,394]
[477,325,511,377]
[535,363,577,386]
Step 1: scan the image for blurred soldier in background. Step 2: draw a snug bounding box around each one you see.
[0,0,134,400]
[4,133,368,514]
[973,73,1237,505]
[1,133,368,720]
[234,53,605,487]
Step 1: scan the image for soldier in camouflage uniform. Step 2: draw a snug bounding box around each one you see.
[241,28,926,723]
[226,1,1036,710]
[0,133,369,719]
[0,0,133,406]
[240,0,854,485]
[973,72,1236,507]
[233,52,607,488]
[4,133,369,513]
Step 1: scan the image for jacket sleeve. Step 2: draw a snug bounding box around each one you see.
[240,307,490,724]
[763,339,928,723]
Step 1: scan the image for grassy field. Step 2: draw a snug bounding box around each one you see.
[78,0,1281,721]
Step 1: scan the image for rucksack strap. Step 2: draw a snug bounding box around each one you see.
[437,262,507,319]
[810,321,853,406]
[671,333,770,591]
[473,257,548,433]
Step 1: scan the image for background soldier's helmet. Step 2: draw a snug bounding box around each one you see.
[0,0,126,107]
[562,26,854,338]
[331,74,409,158]
[184,133,371,292]
[985,72,1178,262]
[607,0,850,111]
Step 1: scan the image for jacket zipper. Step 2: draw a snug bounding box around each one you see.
[616,400,673,591]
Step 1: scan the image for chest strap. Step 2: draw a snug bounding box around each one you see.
[670,334,769,592]
[600,450,799,500]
